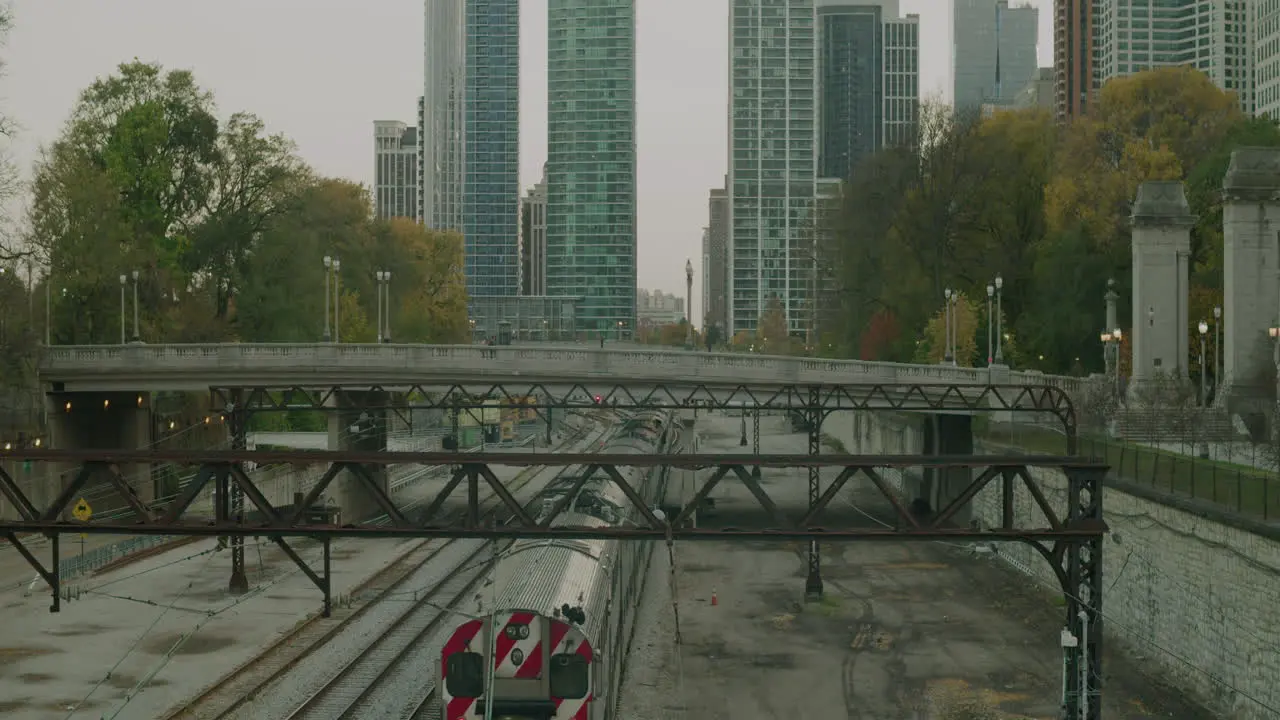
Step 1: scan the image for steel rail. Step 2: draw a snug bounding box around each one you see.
[164,416,607,720]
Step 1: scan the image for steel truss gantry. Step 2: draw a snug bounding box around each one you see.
[210,380,1079,597]
[0,449,1105,720]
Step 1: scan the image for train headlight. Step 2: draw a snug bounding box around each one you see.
[511,648,525,666]
[518,624,531,639]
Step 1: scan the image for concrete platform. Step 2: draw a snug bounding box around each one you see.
[616,413,1214,719]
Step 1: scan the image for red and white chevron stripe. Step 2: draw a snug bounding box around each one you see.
[494,610,542,677]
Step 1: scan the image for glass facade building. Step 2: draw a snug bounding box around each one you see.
[422,0,465,231]
[374,120,419,220]
[818,4,883,180]
[546,0,637,337]
[729,0,817,336]
[953,0,1038,109]
[464,0,521,298]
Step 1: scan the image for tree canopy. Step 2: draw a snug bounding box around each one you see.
[817,65,1275,383]
[20,60,468,349]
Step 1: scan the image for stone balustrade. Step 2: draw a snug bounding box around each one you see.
[37,343,1083,400]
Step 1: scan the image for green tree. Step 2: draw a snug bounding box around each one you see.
[336,290,375,343]
[184,112,310,318]
[391,221,469,343]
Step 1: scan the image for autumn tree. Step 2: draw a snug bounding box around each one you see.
[915,293,979,366]
[756,295,792,354]
[386,220,469,343]
[857,309,900,361]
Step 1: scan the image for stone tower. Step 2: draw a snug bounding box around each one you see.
[1221,147,1280,414]
[1130,181,1194,385]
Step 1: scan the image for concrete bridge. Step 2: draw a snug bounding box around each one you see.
[37,343,1081,397]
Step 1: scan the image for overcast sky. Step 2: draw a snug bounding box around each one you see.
[3,0,1052,320]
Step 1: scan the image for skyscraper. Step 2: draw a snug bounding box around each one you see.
[705,183,729,333]
[1053,0,1095,120]
[421,0,465,231]
[817,1,919,179]
[953,0,1038,110]
[464,0,521,297]
[1094,0,1253,113]
[545,0,637,336]
[728,0,818,337]
[373,120,419,220]
[520,168,548,297]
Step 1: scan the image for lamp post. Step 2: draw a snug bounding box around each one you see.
[943,288,954,364]
[375,271,387,343]
[1112,328,1123,398]
[130,270,140,342]
[44,268,51,346]
[1213,305,1222,401]
[1100,331,1113,376]
[993,274,1004,364]
[685,258,694,349]
[378,270,392,342]
[322,255,332,342]
[119,274,127,345]
[332,257,342,343]
[986,283,995,365]
[1198,321,1209,407]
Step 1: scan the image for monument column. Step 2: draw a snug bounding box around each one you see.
[1130,181,1195,388]
[1221,147,1280,415]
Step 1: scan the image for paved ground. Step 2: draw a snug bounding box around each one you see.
[617,413,1214,720]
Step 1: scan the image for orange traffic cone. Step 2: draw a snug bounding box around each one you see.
[711,588,718,606]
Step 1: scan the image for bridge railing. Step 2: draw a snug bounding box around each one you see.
[38,343,1082,390]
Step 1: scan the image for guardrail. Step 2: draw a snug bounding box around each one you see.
[38,343,1084,394]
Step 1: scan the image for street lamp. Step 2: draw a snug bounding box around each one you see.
[376,270,392,343]
[1197,321,1209,407]
[943,288,954,364]
[1100,331,1113,375]
[685,258,694,349]
[130,270,140,342]
[1112,328,1123,398]
[332,257,342,343]
[986,283,995,365]
[993,274,1004,364]
[1213,305,1222,399]
[119,274,127,345]
[322,255,332,342]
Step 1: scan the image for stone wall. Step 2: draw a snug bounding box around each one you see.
[823,409,1280,720]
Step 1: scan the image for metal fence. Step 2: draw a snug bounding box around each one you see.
[982,423,1280,523]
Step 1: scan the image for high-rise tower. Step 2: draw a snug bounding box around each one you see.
[464,0,521,297]
[545,0,637,336]
[374,120,419,220]
[953,0,1038,111]
[728,0,818,336]
[421,0,465,231]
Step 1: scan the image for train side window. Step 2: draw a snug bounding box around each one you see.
[446,652,485,697]
[549,653,589,699]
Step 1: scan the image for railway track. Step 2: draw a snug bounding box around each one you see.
[284,539,493,719]
[166,412,614,720]
[281,417,625,720]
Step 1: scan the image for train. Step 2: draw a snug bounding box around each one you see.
[439,410,678,720]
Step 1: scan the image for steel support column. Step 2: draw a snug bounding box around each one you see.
[1061,465,1105,720]
[804,386,824,601]
[227,390,249,594]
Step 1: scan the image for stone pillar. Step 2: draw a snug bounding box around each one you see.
[921,414,973,524]
[327,390,390,522]
[1130,181,1195,388]
[1221,147,1280,415]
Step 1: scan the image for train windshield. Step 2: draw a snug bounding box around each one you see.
[446,651,485,697]
[548,653,589,699]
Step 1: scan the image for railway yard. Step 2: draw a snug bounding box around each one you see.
[0,410,1218,719]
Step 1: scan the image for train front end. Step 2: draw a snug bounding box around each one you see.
[440,610,594,720]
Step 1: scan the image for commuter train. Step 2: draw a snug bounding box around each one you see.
[439,411,677,720]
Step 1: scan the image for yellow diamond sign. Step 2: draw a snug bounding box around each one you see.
[72,498,92,522]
